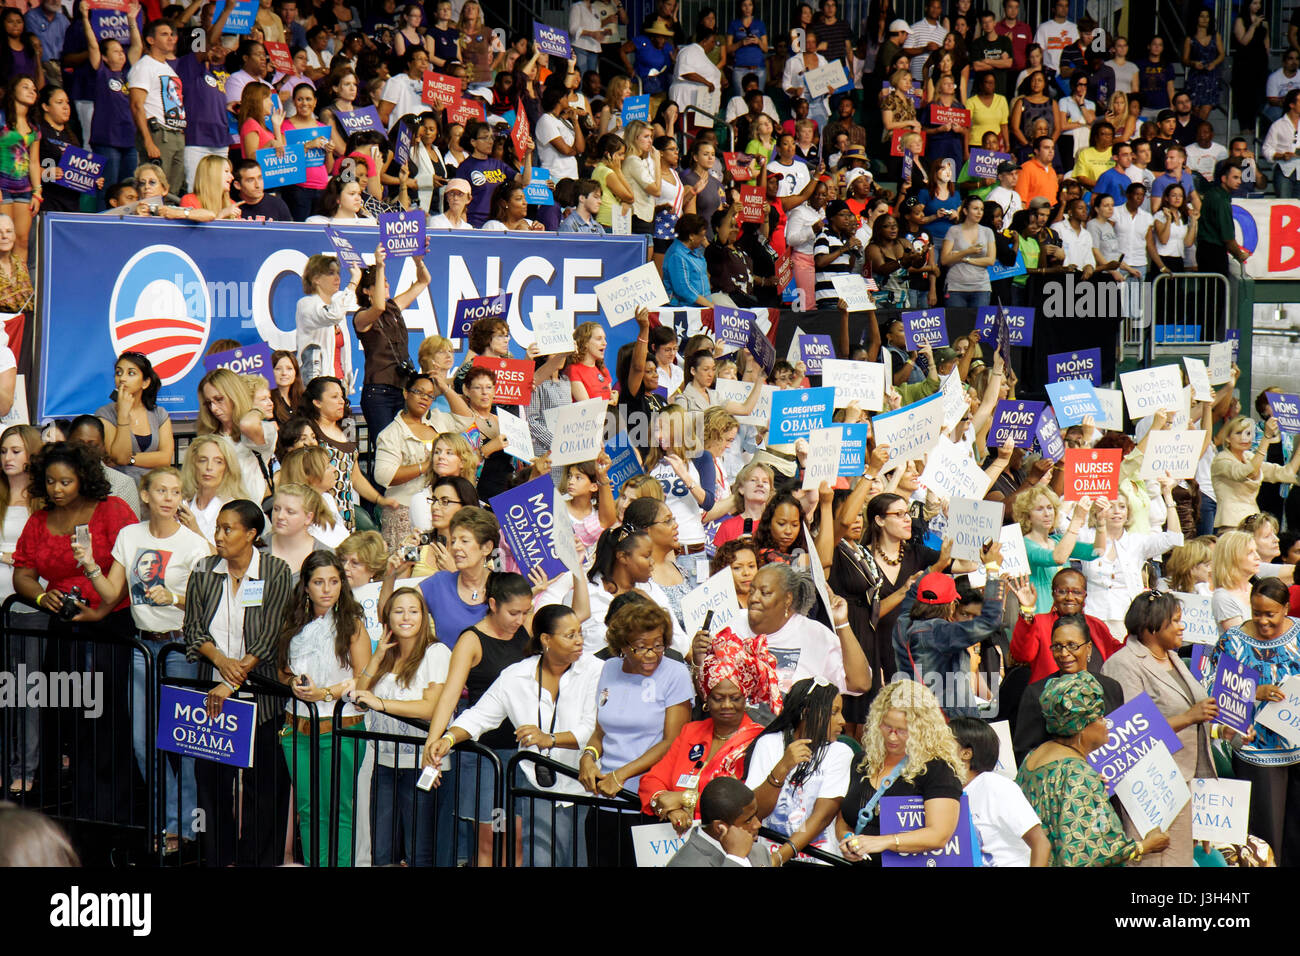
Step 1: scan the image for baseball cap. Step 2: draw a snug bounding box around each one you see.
[445,177,471,195]
[1028,196,1052,210]
[825,199,851,218]
[917,572,958,605]
[889,18,910,32]
[933,346,959,363]
[1156,109,1175,123]
[996,160,1018,175]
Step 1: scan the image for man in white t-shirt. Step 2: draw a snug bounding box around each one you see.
[766,132,811,197]
[1185,121,1228,181]
[379,47,429,130]
[1034,0,1077,73]
[985,161,1023,219]
[128,19,187,195]
[1265,49,1300,125]
[669,31,722,117]
[951,717,1048,866]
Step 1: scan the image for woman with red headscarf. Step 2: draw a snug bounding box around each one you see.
[638,626,781,832]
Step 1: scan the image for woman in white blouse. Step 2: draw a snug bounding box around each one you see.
[410,112,448,213]
[1147,182,1197,275]
[351,586,449,867]
[177,435,249,545]
[278,550,372,867]
[295,254,362,384]
[1080,482,1185,642]
[428,177,474,228]
[428,603,601,867]
[620,119,661,236]
[306,178,377,224]
[781,26,831,128]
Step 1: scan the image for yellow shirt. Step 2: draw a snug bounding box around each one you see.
[1072,146,1114,184]
[968,94,1010,147]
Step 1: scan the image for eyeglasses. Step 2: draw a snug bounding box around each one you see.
[430,496,461,507]
[1052,587,1086,598]
[885,509,910,518]
[1051,640,1089,654]
[406,388,436,400]
[651,515,677,526]
[880,723,909,739]
[625,643,665,657]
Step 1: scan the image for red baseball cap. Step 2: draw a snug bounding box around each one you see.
[917,572,958,605]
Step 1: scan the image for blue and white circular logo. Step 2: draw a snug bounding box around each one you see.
[108,245,212,385]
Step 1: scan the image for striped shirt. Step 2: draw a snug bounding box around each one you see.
[904,17,948,80]
[813,229,860,308]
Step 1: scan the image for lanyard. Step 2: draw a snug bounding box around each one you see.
[854,761,906,834]
[536,659,560,754]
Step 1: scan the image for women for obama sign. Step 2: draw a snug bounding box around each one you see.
[1119,364,1183,419]
[1114,741,1189,836]
[871,392,945,465]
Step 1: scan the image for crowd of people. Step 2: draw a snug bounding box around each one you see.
[0,0,1298,871]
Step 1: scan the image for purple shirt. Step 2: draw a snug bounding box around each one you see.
[418,570,487,651]
[91,65,135,148]
[171,55,229,148]
[455,156,517,227]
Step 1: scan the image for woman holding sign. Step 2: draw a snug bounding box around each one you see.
[1209,578,1300,863]
[35,86,102,214]
[1103,591,1223,867]
[1013,487,1104,615]
[238,82,286,162]
[82,0,141,202]
[283,84,335,221]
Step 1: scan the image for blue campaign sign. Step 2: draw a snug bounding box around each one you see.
[1266,392,1300,434]
[604,437,643,496]
[525,167,555,206]
[798,333,835,375]
[987,252,1027,281]
[91,8,142,41]
[881,795,978,867]
[256,143,307,188]
[284,125,331,167]
[1210,654,1260,736]
[1045,378,1102,426]
[323,225,366,271]
[622,95,650,122]
[1046,378,1102,426]
[56,145,106,193]
[453,293,512,339]
[378,209,426,257]
[533,21,572,58]
[968,148,1013,179]
[1047,348,1101,385]
[837,423,869,477]
[768,387,834,442]
[395,121,412,168]
[203,342,275,386]
[37,214,648,419]
[974,306,1034,347]
[988,399,1044,449]
[1087,691,1184,794]
[489,475,568,579]
[1036,406,1064,461]
[900,308,948,350]
[714,306,754,350]
[334,105,385,135]
[156,685,256,767]
[212,0,256,34]
[748,317,776,375]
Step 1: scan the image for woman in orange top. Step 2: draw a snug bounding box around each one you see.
[639,626,781,830]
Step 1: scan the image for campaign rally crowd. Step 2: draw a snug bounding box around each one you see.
[2,0,1300,871]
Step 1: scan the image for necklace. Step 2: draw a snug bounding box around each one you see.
[712,727,738,741]
[875,543,902,567]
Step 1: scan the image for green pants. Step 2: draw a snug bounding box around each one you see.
[281,724,364,867]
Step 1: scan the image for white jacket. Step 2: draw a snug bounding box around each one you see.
[295,290,357,388]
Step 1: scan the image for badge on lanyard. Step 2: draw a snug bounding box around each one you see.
[239,579,265,607]
[676,772,701,789]
[696,557,711,585]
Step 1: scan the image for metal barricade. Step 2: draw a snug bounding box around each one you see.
[1148,272,1233,361]
[504,751,853,867]
[328,704,505,867]
[153,644,316,867]
[0,594,152,867]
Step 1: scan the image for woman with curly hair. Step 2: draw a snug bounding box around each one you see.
[565,320,612,402]
[12,441,137,819]
[1013,484,1104,614]
[835,678,964,865]
[278,549,371,867]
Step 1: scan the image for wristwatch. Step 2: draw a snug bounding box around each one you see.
[129,454,137,467]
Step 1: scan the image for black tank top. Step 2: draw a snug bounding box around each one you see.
[463,624,530,750]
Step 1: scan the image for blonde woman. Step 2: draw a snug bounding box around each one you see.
[615,473,664,524]
[419,432,479,491]
[565,321,613,402]
[269,482,333,579]
[1079,483,1184,642]
[1211,415,1300,532]
[1163,537,1214,595]
[456,0,502,83]
[196,367,271,501]
[620,119,661,236]
[643,405,712,560]
[1012,485,1104,614]
[178,434,249,544]
[596,75,631,137]
[416,334,457,414]
[276,445,346,547]
[1104,90,1135,142]
[178,155,242,220]
[295,253,362,383]
[835,679,965,865]
[1212,530,1261,632]
[710,460,774,545]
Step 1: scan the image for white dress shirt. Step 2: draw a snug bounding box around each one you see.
[569,0,604,54]
[784,201,825,254]
[1053,220,1094,270]
[1081,529,1185,622]
[295,289,358,386]
[1111,204,1153,268]
[452,654,602,796]
[1262,115,1300,179]
[205,548,260,669]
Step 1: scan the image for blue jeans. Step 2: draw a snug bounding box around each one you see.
[94,143,137,207]
[517,784,588,867]
[1278,171,1300,199]
[373,763,436,866]
[946,289,991,308]
[360,383,405,438]
[575,48,598,77]
[5,612,45,784]
[133,637,199,837]
[1199,493,1217,536]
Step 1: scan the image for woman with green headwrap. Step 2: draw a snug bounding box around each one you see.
[1015,672,1171,867]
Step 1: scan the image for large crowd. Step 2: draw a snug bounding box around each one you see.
[0,0,1297,870]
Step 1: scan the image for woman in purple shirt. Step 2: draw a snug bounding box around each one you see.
[82,2,141,200]
[0,10,42,95]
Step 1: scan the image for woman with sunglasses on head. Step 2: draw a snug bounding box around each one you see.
[583,518,688,657]
[580,599,693,866]
[96,350,173,484]
[407,474,477,573]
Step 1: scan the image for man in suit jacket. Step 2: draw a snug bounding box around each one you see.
[667,778,772,867]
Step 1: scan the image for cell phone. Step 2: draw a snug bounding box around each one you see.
[417,765,441,791]
[74,524,90,551]
[702,610,714,633]
[296,674,308,687]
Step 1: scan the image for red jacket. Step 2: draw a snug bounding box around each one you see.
[638,716,762,816]
[1010,611,1123,683]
